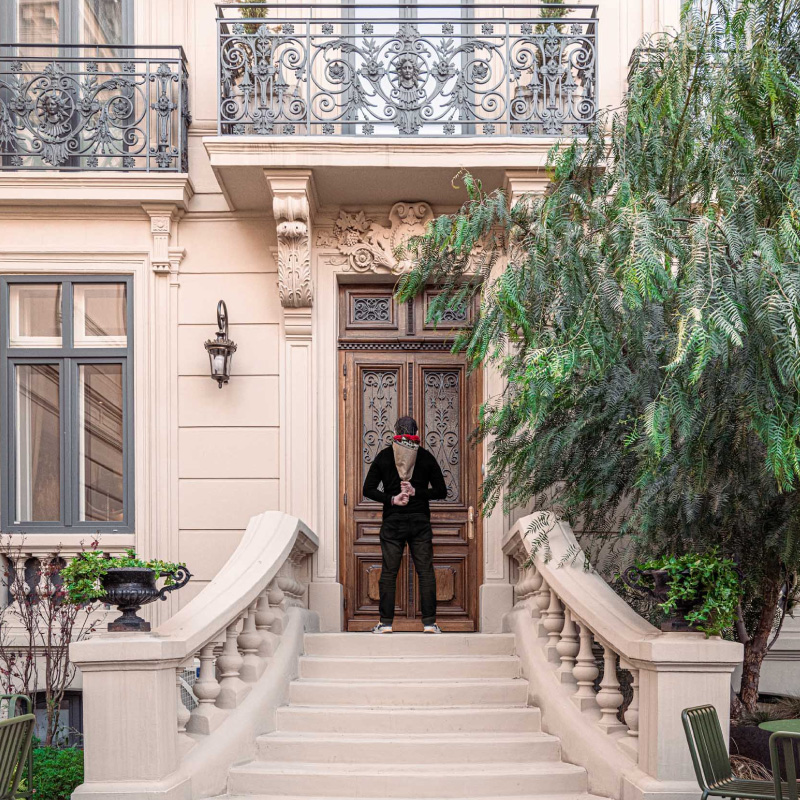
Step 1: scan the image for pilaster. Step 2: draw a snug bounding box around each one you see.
[265,172,318,536]
[142,204,183,625]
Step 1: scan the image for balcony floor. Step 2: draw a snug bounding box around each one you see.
[204,135,559,209]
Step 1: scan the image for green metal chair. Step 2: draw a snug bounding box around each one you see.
[0,710,35,800]
[0,696,35,800]
[682,704,778,800]
[769,731,800,800]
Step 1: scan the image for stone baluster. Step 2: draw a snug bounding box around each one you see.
[238,601,264,683]
[535,578,550,637]
[187,641,225,735]
[572,620,599,711]
[278,573,305,607]
[543,590,564,662]
[596,643,626,733]
[268,580,288,634]
[516,564,538,606]
[528,567,544,616]
[175,666,194,755]
[216,617,250,709]
[176,667,191,734]
[513,565,530,607]
[622,661,640,738]
[556,608,579,682]
[255,587,280,658]
[9,556,32,604]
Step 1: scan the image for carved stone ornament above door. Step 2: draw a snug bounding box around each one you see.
[317,202,434,274]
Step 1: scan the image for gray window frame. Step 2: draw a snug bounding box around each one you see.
[0,274,135,534]
[0,0,134,46]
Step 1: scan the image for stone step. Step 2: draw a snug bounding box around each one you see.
[275,705,542,735]
[288,678,529,707]
[298,655,522,680]
[228,761,588,798]
[222,795,605,800]
[256,732,560,764]
[303,633,517,658]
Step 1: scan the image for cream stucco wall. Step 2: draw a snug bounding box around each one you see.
[0,0,683,630]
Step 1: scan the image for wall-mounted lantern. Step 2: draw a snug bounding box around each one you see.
[204,300,237,389]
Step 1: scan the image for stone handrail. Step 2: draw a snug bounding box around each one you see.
[71,512,319,800]
[503,513,743,800]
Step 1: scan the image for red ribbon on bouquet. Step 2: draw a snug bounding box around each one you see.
[393,434,420,443]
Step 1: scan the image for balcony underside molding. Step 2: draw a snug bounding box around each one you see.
[0,172,194,208]
[204,136,556,208]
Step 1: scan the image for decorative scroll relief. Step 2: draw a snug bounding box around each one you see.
[424,370,460,502]
[273,194,312,308]
[317,202,434,274]
[353,296,391,323]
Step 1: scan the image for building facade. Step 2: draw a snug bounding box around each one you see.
[0,1,678,635]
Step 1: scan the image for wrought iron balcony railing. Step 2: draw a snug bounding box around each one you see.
[0,45,190,172]
[216,3,597,138]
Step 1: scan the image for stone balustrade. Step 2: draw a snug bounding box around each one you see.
[71,512,319,800]
[502,513,743,800]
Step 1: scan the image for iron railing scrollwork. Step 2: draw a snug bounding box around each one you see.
[0,44,190,171]
[216,3,597,138]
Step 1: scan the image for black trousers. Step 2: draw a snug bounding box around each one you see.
[378,513,437,626]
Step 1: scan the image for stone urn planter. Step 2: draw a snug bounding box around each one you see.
[102,566,192,632]
[622,566,699,632]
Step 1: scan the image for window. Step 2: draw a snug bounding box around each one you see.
[0,0,133,49]
[0,276,134,533]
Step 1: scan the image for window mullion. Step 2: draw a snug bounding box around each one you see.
[61,0,79,45]
[63,357,73,528]
[63,279,74,527]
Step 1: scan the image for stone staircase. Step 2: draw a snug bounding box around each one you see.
[224,632,604,800]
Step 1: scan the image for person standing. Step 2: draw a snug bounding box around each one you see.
[362,416,447,634]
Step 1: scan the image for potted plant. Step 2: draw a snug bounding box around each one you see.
[622,550,740,637]
[61,550,191,632]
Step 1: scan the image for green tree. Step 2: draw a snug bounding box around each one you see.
[398,0,800,712]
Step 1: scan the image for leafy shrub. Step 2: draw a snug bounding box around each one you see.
[634,550,741,637]
[31,746,83,800]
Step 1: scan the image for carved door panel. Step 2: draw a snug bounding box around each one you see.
[339,286,481,632]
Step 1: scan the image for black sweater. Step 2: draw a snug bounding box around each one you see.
[363,446,447,519]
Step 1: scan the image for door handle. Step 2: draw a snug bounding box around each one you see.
[467,506,475,540]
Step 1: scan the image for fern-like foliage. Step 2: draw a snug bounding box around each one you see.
[397,0,800,706]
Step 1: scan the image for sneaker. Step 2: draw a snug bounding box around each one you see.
[423,623,443,634]
[372,623,393,634]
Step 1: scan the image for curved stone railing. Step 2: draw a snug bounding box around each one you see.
[71,512,319,800]
[503,513,743,800]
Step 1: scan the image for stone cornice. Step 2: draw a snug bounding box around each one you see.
[204,136,560,169]
[0,172,194,208]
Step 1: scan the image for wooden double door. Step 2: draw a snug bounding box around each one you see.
[338,285,482,631]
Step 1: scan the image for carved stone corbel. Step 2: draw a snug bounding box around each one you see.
[265,173,316,308]
[143,204,182,274]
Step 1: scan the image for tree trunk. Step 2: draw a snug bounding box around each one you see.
[738,568,782,712]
